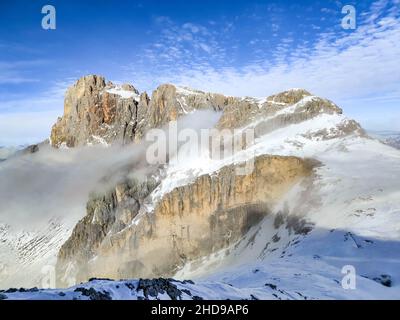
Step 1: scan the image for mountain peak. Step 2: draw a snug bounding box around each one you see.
[266,88,312,105]
[50,75,361,148]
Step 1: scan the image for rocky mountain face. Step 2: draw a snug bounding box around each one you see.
[50,75,226,148]
[50,75,140,147]
[56,155,314,286]
[21,75,367,289]
[3,75,400,300]
[50,75,363,148]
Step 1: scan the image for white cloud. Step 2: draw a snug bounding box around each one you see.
[3,0,398,147]
[0,60,49,84]
[124,1,400,131]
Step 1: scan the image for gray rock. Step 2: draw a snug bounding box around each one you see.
[74,287,112,300]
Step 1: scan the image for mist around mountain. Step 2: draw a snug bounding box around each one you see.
[0,146,18,162]
[1,75,400,300]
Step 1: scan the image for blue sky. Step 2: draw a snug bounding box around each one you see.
[0,0,399,145]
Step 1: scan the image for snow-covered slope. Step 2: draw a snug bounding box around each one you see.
[162,109,400,299]
[2,88,400,299]
[0,218,72,290]
[0,144,125,290]
[12,129,395,300]
[125,94,400,299]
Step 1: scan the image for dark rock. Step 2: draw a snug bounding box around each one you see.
[272,234,280,243]
[88,277,113,282]
[286,215,314,235]
[181,289,192,296]
[125,282,135,290]
[74,287,112,300]
[182,280,195,285]
[24,144,39,154]
[373,275,392,287]
[273,212,285,229]
[265,283,277,290]
[136,278,182,300]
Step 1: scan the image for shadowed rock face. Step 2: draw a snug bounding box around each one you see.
[56,155,314,287]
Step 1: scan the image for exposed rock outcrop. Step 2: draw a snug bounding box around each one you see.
[50,76,364,148]
[50,77,227,148]
[50,75,141,147]
[51,75,365,288]
[56,155,314,286]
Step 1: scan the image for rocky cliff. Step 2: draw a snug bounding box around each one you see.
[56,155,314,286]
[51,76,363,148]
[50,75,140,147]
[50,76,227,147]
[2,73,399,300]
[50,75,365,287]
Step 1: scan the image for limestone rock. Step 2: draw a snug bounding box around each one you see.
[51,75,365,288]
[50,75,140,147]
[56,155,314,286]
[50,75,363,148]
[267,88,311,105]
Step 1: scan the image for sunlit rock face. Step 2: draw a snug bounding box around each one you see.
[50,75,140,147]
[50,75,366,288]
[56,154,314,286]
[51,76,364,148]
[49,76,219,148]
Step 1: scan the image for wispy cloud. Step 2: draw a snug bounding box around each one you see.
[0,79,71,113]
[0,79,73,145]
[2,0,400,145]
[123,0,399,128]
[122,16,229,90]
[0,60,49,84]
